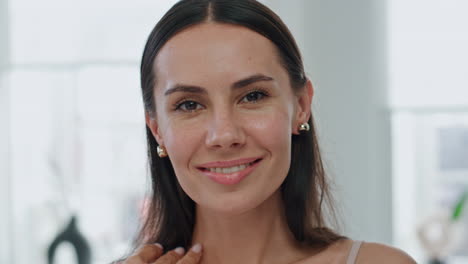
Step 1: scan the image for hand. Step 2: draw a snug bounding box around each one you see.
[124,243,203,264]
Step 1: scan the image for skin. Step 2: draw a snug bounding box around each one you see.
[138,23,417,264]
[124,243,202,264]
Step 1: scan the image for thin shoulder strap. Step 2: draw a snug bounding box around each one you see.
[346,240,363,264]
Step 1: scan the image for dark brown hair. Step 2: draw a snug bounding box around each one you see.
[134,0,345,255]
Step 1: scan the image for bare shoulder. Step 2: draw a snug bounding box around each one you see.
[357,242,417,264]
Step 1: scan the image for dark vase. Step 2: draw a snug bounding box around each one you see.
[47,215,92,264]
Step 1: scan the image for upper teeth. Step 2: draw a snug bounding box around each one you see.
[208,162,253,174]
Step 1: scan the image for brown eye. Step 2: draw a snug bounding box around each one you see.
[176,100,203,112]
[241,91,268,103]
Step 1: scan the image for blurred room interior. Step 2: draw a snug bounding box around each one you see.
[0,0,467,263]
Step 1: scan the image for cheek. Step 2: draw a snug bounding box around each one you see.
[242,107,293,182]
[161,121,207,205]
[162,119,202,164]
[243,105,293,150]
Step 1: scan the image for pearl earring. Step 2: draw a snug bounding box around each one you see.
[299,123,310,132]
[157,145,168,157]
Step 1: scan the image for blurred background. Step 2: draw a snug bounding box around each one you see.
[1,0,467,263]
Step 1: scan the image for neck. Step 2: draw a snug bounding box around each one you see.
[191,190,311,264]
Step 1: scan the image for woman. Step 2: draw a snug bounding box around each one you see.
[122,0,416,263]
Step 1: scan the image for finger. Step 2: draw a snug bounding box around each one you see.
[176,244,203,264]
[153,247,185,264]
[124,255,145,264]
[127,244,164,263]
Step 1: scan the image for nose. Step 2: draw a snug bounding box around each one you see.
[205,109,246,150]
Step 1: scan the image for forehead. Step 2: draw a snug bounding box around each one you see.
[154,23,285,89]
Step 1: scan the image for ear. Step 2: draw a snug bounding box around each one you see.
[292,79,314,135]
[145,112,164,146]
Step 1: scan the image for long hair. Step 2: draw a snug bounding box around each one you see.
[136,0,345,254]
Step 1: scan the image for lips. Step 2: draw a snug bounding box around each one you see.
[205,161,255,173]
[197,157,261,169]
[197,157,263,185]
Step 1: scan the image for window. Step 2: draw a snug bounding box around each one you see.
[389,1,468,263]
[5,1,178,263]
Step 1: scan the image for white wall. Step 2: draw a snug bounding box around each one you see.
[307,0,391,244]
[267,0,392,244]
[0,0,12,262]
[0,76,12,263]
[389,0,468,108]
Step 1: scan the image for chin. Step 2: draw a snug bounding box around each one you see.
[195,189,277,217]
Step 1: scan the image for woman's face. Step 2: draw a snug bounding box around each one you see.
[148,23,312,215]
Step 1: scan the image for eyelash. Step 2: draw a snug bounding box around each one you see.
[174,99,203,112]
[239,89,269,104]
[173,88,270,112]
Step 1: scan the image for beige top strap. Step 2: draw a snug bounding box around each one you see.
[346,240,363,264]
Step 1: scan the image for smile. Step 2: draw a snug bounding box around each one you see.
[205,161,255,174]
[197,158,263,185]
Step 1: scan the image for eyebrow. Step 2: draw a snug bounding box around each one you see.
[163,74,274,96]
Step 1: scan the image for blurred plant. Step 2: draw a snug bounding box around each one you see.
[451,190,467,222]
[417,189,467,264]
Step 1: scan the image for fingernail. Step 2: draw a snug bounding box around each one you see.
[191,243,202,253]
[154,243,163,249]
[174,247,185,255]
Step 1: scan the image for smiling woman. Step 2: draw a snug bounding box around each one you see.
[117,1,416,264]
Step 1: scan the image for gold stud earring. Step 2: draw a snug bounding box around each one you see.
[299,122,310,132]
[157,145,168,157]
